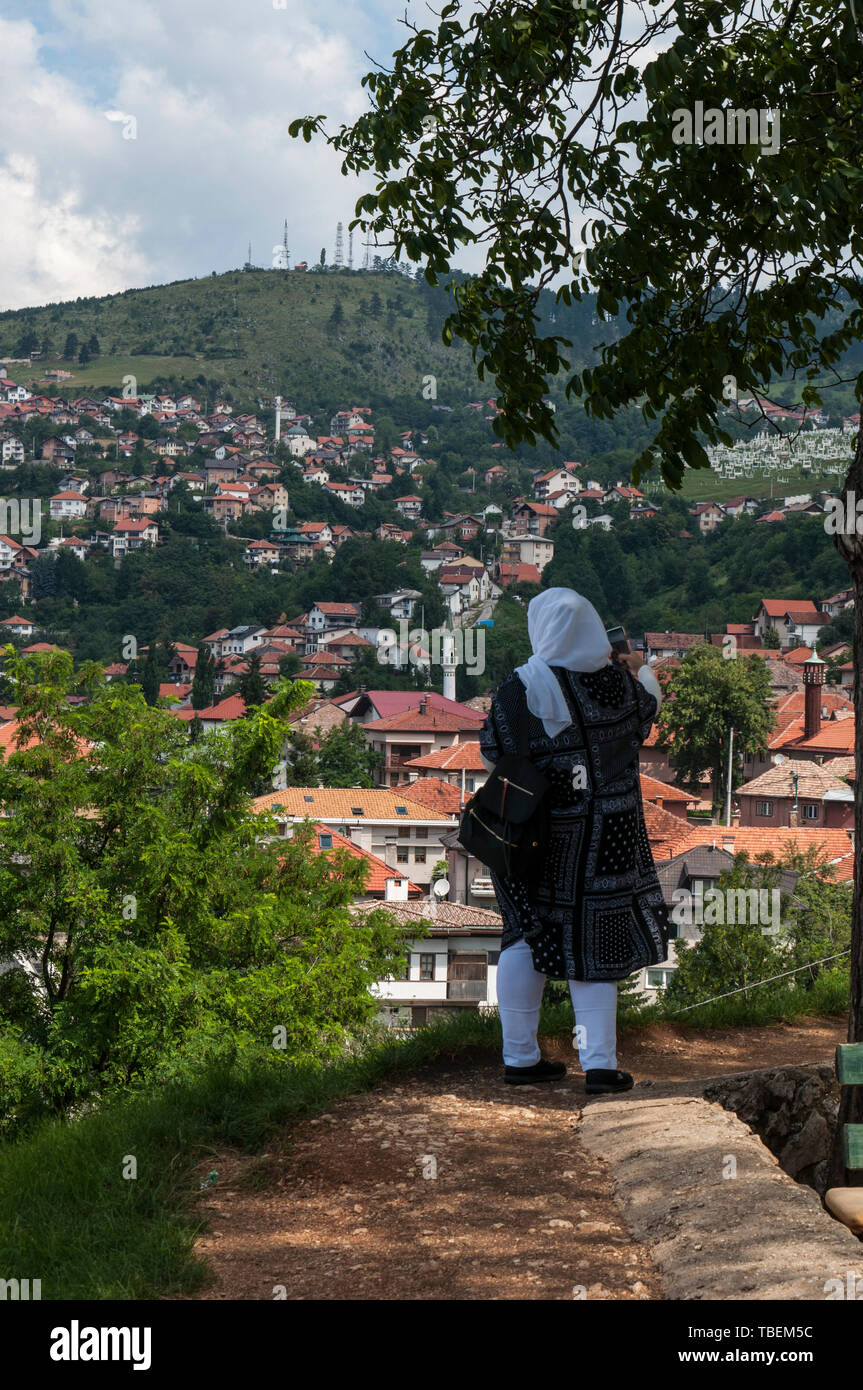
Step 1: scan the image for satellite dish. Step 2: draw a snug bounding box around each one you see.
[433,878,450,898]
[774,754,787,765]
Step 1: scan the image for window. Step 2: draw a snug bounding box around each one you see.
[318,833,332,850]
[801,803,819,820]
[646,967,675,989]
[415,827,427,839]
[756,800,773,817]
[414,848,426,863]
[395,806,407,816]
[397,847,409,863]
[404,952,412,980]
[419,954,435,981]
[350,806,364,815]
[398,827,410,838]
[465,778,475,793]
[304,795,314,803]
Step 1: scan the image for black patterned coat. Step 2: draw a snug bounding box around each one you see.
[478,663,670,981]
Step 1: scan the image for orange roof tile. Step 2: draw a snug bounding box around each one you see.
[405,743,487,771]
[639,773,696,803]
[303,823,422,896]
[253,786,454,821]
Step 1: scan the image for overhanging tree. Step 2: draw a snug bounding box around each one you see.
[295,0,863,1178]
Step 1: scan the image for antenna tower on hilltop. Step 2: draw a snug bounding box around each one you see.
[334,221,345,269]
[283,220,290,268]
[348,228,354,269]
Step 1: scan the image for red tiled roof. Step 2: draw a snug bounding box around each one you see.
[371,709,485,733]
[760,598,820,618]
[651,823,855,880]
[783,646,814,665]
[333,690,484,721]
[639,774,695,804]
[304,823,423,897]
[396,776,464,814]
[173,695,248,722]
[405,743,487,771]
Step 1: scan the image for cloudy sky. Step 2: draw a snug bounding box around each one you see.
[0,0,422,310]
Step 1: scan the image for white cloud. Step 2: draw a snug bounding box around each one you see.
[0,1,397,308]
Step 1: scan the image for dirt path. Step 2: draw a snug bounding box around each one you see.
[187,1017,846,1301]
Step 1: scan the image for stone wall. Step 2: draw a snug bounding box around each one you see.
[704,1064,839,1195]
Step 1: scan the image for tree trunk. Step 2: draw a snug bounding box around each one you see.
[828,427,863,1186]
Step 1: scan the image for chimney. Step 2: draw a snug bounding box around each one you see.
[721,835,735,853]
[419,696,428,715]
[802,653,826,740]
[384,876,409,902]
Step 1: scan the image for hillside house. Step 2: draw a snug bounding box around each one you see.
[498,533,554,573]
[253,785,456,891]
[511,500,559,536]
[754,598,828,649]
[736,759,853,830]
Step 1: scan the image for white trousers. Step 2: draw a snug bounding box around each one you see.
[497,938,618,1071]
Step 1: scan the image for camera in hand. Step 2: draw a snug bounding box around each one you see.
[605,624,631,655]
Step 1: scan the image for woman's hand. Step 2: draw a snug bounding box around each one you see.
[614,650,645,676]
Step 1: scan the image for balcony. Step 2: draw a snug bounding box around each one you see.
[446,980,487,1001]
[470,877,496,898]
[383,751,422,771]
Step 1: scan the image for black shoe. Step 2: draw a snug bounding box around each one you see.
[585,1069,633,1095]
[504,1058,567,1085]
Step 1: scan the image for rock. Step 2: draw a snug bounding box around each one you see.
[779,1110,831,1178]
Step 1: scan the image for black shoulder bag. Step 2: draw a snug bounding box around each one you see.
[457,701,550,880]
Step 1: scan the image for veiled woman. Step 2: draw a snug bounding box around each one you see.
[479,588,670,1094]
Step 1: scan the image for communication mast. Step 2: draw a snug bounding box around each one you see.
[334,221,344,269]
[348,228,354,269]
[283,220,290,269]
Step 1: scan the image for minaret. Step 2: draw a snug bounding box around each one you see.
[441,628,457,701]
[274,395,282,444]
[802,652,826,741]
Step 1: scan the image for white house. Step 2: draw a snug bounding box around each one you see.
[754,599,828,649]
[49,491,88,521]
[252,785,458,892]
[362,897,505,1028]
[1,438,24,466]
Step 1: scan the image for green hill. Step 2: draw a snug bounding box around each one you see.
[0,268,491,416]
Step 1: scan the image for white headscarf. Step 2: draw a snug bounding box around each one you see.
[514,588,612,738]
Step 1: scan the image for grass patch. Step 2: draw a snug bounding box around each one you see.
[659,966,849,1029]
[0,1008,501,1300]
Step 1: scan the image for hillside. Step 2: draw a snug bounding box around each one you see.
[2,268,859,479]
[0,268,502,418]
